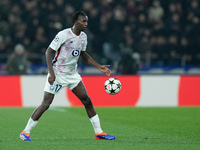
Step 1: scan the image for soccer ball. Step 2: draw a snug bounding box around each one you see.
[104,78,121,95]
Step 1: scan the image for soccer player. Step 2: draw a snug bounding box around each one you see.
[20,11,116,141]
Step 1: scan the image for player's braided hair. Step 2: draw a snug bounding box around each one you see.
[71,11,87,24]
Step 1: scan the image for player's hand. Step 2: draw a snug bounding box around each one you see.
[48,73,56,85]
[99,65,111,76]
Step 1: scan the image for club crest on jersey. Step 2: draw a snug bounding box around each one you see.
[72,50,80,57]
[54,36,59,42]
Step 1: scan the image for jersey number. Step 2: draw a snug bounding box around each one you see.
[55,84,62,92]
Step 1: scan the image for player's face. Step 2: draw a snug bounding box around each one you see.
[75,15,88,31]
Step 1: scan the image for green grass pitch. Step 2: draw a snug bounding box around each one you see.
[0,107,200,150]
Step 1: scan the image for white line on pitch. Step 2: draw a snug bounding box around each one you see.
[49,107,66,112]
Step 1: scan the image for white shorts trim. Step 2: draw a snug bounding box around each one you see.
[44,72,82,94]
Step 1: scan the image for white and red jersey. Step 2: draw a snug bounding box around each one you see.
[49,28,87,75]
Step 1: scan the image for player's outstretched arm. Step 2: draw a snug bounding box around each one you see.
[81,51,111,76]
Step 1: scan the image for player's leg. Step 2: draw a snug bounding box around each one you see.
[72,81,96,117]
[20,92,54,141]
[72,81,115,140]
[24,91,54,131]
[31,92,55,120]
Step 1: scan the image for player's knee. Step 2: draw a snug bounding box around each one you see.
[42,102,51,109]
[40,102,50,112]
[41,96,53,111]
[81,95,92,108]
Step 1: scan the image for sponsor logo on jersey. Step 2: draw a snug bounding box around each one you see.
[72,50,80,57]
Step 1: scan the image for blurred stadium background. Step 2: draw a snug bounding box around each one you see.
[1,0,200,75]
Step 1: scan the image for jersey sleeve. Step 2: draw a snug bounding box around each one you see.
[49,30,66,51]
[81,34,87,52]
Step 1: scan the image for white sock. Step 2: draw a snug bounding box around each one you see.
[23,118,38,133]
[89,114,103,134]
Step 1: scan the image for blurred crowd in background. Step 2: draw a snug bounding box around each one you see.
[0,0,200,75]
